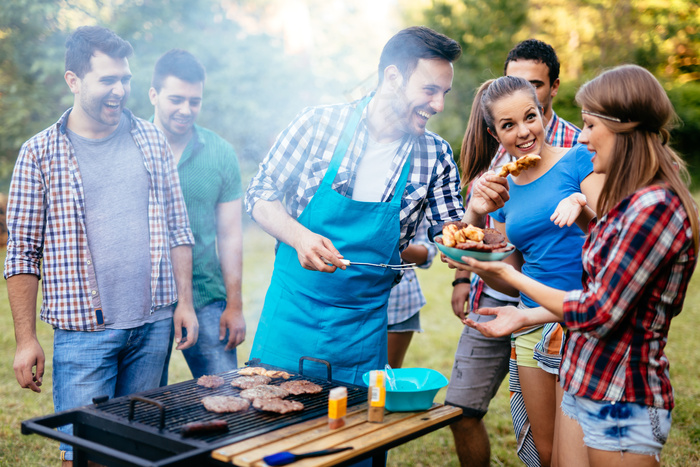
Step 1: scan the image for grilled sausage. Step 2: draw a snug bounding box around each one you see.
[180,419,229,437]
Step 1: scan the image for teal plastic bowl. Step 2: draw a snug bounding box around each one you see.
[362,368,449,412]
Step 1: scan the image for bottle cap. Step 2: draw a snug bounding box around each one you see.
[329,387,347,399]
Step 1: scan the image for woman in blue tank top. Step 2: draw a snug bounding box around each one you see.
[455,76,603,467]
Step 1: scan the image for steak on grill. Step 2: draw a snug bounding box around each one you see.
[230,375,271,389]
[280,379,323,395]
[197,375,225,389]
[239,385,290,401]
[201,396,250,413]
[252,398,304,414]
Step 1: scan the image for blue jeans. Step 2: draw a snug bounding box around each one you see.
[161,300,238,385]
[53,317,172,461]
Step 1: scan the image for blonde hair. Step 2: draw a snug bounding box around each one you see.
[576,64,699,250]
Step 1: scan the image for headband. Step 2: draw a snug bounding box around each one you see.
[581,109,622,122]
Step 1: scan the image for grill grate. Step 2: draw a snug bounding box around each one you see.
[88,366,367,447]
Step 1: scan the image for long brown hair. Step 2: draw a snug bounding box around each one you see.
[575,64,699,250]
[459,76,540,186]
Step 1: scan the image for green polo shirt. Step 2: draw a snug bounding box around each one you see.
[177,124,242,310]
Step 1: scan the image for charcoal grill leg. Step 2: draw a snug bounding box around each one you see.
[73,447,88,467]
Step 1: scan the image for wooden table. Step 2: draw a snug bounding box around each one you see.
[211,403,462,466]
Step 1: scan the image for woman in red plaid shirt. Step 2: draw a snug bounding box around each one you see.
[449,64,699,467]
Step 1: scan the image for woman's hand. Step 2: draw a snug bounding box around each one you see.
[443,255,514,281]
[465,305,526,337]
[551,193,587,227]
[468,172,510,218]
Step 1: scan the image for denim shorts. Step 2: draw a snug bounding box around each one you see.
[53,316,172,461]
[560,391,671,456]
[444,295,513,418]
[387,310,422,333]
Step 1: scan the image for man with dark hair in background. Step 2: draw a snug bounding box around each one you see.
[246,26,464,386]
[4,26,197,465]
[150,49,245,384]
[447,38,581,467]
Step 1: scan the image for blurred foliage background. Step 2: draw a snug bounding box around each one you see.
[1,0,699,192]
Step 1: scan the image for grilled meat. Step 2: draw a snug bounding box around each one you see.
[201,396,250,413]
[280,379,323,395]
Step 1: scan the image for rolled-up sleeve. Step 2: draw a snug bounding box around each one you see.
[563,198,688,339]
[4,141,46,279]
[245,107,316,217]
[425,141,464,240]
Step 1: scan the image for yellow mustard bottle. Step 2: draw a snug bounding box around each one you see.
[328,387,347,429]
[367,370,385,423]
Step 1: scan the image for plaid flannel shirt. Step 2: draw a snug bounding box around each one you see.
[3,108,194,331]
[245,94,464,250]
[470,111,581,307]
[561,185,697,410]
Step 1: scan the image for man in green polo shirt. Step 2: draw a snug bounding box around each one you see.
[150,49,245,383]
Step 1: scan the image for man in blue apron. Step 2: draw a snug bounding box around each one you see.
[245,26,464,386]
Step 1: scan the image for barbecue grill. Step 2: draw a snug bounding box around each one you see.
[22,358,368,467]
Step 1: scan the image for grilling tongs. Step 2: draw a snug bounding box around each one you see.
[338,259,416,270]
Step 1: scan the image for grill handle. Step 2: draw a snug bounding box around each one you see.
[299,356,332,381]
[128,396,165,430]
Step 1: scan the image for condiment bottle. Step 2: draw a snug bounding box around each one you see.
[367,370,385,423]
[328,387,347,429]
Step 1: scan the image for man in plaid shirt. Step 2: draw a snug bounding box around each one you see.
[4,26,196,465]
[447,39,581,467]
[245,27,464,386]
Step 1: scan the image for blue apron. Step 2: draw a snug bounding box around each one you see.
[250,96,411,386]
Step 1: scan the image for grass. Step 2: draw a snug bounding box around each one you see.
[1,222,699,466]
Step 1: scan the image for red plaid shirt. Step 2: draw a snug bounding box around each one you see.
[561,185,697,409]
[4,109,194,331]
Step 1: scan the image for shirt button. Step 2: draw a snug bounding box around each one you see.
[87,260,91,265]
[91,290,98,296]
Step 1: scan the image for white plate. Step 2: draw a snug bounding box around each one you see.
[434,234,515,263]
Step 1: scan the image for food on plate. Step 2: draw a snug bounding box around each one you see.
[238,367,292,379]
[201,395,250,413]
[252,397,304,414]
[230,375,272,389]
[180,419,229,437]
[437,222,514,253]
[497,154,541,177]
[280,379,323,395]
[441,222,484,247]
[196,375,225,389]
[239,385,290,401]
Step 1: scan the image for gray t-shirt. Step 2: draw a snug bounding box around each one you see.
[68,113,164,328]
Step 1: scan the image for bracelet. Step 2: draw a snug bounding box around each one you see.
[452,278,471,287]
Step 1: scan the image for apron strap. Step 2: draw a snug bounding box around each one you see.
[323,95,373,187]
[390,150,412,207]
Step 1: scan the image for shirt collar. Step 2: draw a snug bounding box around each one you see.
[59,107,135,134]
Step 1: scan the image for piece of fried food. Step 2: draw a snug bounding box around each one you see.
[441,226,514,252]
[497,154,541,177]
[442,222,485,247]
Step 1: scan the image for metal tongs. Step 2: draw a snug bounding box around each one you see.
[339,259,416,270]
